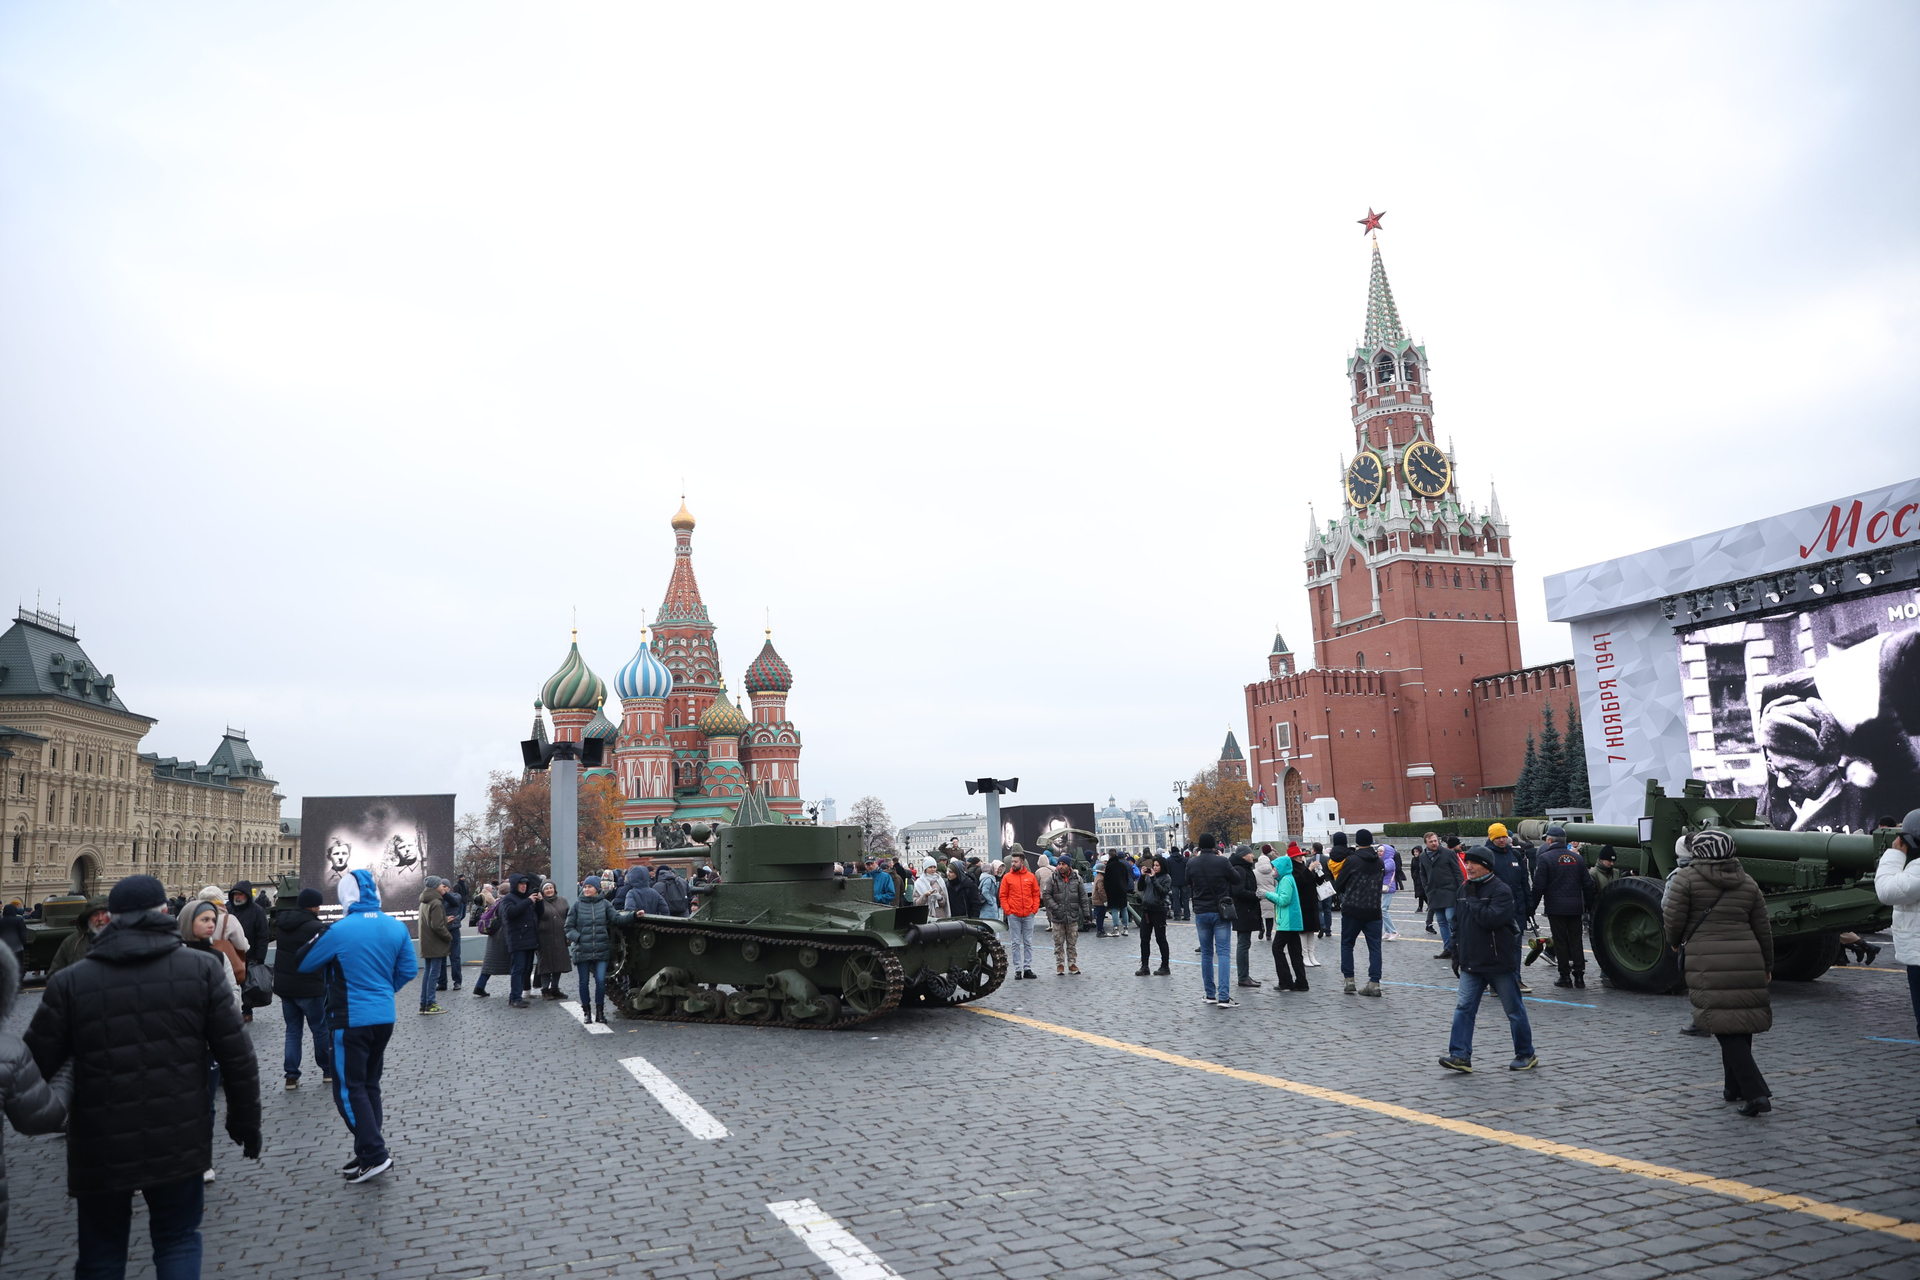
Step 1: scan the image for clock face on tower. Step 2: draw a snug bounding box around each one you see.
[1345,450,1384,507]
[1402,439,1452,498]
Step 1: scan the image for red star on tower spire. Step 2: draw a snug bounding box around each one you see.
[1357,208,1385,234]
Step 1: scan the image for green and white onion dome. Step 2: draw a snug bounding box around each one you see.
[615,630,674,700]
[697,686,749,737]
[540,638,606,712]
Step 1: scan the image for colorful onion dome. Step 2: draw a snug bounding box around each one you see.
[671,499,696,532]
[540,635,606,711]
[697,685,748,737]
[743,633,793,695]
[584,702,618,741]
[615,629,674,700]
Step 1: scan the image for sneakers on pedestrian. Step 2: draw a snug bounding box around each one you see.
[420,1003,446,1015]
[346,1157,394,1183]
[203,1168,216,1183]
[1438,1056,1472,1073]
[1516,980,1533,994]
[1201,995,1218,1004]
[472,989,490,997]
[1361,982,1382,997]
[1068,967,1082,975]
[340,1155,362,1173]
[1508,1055,1540,1071]
[1343,978,1357,994]
[284,1074,298,1090]
[508,999,530,1009]
[1215,997,1239,1008]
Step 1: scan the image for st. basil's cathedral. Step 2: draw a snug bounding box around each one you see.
[532,500,804,849]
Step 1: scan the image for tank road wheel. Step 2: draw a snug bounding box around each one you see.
[1772,929,1842,982]
[727,988,775,1020]
[1591,876,1683,994]
[950,932,1008,1005]
[839,951,893,1018]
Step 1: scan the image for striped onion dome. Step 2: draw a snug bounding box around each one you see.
[540,638,606,711]
[584,703,618,741]
[743,634,792,695]
[615,630,674,700]
[697,685,749,738]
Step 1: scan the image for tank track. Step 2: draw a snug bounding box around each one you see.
[612,921,906,1030]
[899,930,1009,1008]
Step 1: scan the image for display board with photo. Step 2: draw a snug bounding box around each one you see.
[998,802,1097,865]
[1678,583,1920,833]
[300,794,456,907]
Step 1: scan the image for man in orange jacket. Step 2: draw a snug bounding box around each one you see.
[999,849,1041,980]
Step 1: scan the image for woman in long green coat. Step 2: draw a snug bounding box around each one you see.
[1662,829,1774,1116]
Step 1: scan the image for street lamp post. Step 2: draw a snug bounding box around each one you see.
[964,777,1018,864]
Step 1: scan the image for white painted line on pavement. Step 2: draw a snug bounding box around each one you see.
[766,1199,904,1280]
[619,1055,729,1139]
[558,998,613,1035]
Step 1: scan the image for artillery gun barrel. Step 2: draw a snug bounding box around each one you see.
[1566,822,1880,872]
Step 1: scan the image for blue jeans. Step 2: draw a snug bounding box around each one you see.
[1381,890,1400,934]
[576,959,608,1009]
[1434,905,1455,953]
[1006,914,1035,971]
[281,994,327,1079]
[509,949,537,1003]
[1318,899,1334,934]
[1194,912,1232,998]
[1449,969,1534,1062]
[443,930,463,986]
[419,956,445,1008]
[1340,914,1383,982]
[1169,885,1189,919]
[75,1175,203,1280]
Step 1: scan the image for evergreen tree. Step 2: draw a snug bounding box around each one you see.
[1564,699,1591,809]
[1538,703,1569,812]
[1513,732,1540,817]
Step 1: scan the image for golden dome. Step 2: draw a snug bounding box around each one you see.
[671,499,696,532]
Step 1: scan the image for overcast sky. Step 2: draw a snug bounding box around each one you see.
[3,3,1916,834]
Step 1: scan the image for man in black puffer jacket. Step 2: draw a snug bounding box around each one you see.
[1439,849,1536,1073]
[1334,830,1387,997]
[271,888,331,1089]
[25,874,260,1273]
[1528,825,1596,989]
[227,880,270,966]
[498,873,544,1008]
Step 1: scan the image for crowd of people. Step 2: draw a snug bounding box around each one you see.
[2,809,1918,1278]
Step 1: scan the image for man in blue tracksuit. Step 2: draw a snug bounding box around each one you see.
[300,868,416,1183]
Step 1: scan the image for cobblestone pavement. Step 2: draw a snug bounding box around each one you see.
[3,904,1916,1278]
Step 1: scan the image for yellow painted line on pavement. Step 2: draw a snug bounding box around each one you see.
[965,1005,1920,1244]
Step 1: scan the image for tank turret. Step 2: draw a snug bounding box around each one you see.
[1567,778,1898,992]
[612,812,1005,1029]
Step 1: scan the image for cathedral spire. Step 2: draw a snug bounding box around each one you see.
[1362,238,1407,349]
[659,501,710,626]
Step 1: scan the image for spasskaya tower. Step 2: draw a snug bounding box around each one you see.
[1243,217,1577,832]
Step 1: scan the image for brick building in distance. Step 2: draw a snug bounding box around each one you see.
[1243,234,1579,834]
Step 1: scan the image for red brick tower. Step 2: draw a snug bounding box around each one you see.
[1218,731,1247,784]
[1243,231,1548,826]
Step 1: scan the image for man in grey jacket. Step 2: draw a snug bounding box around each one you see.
[1421,832,1464,960]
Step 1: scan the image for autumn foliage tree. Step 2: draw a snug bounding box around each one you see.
[1182,765,1252,847]
[480,768,629,882]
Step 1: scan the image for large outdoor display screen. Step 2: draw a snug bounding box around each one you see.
[300,794,456,908]
[1678,586,1920,833]
[999,803,1096,862]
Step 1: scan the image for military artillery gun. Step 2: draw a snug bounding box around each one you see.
[1567,778,1896,993]
[611,818,1007,1029]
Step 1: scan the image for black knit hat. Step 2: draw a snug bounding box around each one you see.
[1197,833,1217,850]
[1354,829,1373,846]
[297,888,325,909]
[1464,848,1495,870]
[107,874,167,914]
[1330,831,1348,848]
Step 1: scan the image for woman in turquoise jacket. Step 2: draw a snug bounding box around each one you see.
[1262,862,1309,993]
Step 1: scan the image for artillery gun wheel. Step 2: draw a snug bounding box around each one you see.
[1591,876,1682,994]
[1771,929,1842,982]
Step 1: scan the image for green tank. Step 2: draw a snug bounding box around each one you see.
[1566,778,1897,993]
[21,896,91,978]
[612,821,1007,1029]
